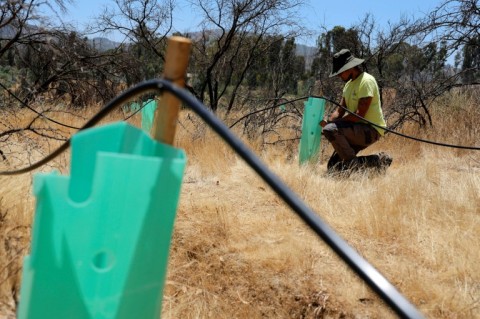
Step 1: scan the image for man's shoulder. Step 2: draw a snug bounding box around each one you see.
[361,72,376,81]
[359,72,378,87]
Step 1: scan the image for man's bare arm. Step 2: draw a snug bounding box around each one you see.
[343,96,372,122]
[320,98,347,127]
[329,98,347,121]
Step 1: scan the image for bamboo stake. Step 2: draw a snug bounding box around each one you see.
[151,36,192,145]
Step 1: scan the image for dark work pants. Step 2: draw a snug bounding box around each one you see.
[323,120,380,160]
[323,121,381,171]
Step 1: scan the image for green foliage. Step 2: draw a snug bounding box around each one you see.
[461,36,480,83]
[317,26,363,56]
[243,36,305,97]
[126,41,165,85]
[124,23,166,85]
[376,41,449,82]
[281,38,300,94]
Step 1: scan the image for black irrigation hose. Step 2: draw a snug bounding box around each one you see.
[0,79,425,318]
[313,95,480,151]
[0,83,158,175]
[0,81,148,130]
[230,94,480,151]
[228,95,307,129]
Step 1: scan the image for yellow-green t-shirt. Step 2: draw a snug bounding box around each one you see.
[342,72,386,135]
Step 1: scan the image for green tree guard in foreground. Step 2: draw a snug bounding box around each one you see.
[17,122,186,319]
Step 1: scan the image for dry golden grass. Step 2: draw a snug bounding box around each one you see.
[0,91,479,318]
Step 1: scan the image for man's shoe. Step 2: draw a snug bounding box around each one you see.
[377,152,393,171]
[378,152,392,166]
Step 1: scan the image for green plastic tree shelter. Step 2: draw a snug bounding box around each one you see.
[17,122,186,319]
[299,97,325,164]
[141,100,158,133]
[128,99,158,133]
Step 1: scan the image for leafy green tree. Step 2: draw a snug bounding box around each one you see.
[247,36,306,96]
[460,36,480,83]
[280,37,301,94]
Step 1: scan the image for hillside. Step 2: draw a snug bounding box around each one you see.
[88,37,121,51]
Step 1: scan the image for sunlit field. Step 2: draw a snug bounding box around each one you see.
[0,90,479,318]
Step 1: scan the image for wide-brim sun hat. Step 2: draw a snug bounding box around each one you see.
[329,49,365,77]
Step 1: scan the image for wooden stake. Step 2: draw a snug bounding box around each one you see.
[151,36,192,145]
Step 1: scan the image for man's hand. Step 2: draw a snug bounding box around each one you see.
[320,119,328,128]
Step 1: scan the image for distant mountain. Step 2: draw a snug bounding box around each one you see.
[88,37,121,51]
[1,24,121,52]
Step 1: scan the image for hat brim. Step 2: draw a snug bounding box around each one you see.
[329,57,365,77]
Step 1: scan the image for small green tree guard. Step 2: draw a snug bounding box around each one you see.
[126,100,158,133]
[141,100,157,133]
[299,97,325,164]
[18,122,186,319]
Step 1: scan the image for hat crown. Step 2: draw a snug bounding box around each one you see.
[332,49,355,74]
[329,49,364,77]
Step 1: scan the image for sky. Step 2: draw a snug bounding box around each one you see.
[59,0,442,46]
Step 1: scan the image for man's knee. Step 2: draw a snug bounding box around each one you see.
[322,123,337,141]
